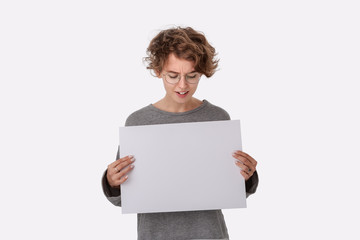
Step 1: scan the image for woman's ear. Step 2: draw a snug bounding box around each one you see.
[155,70,162,78]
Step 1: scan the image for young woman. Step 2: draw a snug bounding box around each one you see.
[102,26,259,240]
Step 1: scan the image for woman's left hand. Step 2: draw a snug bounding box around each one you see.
[233,150,257,181]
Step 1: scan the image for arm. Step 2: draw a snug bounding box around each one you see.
[232,150,259,198]
[101,169,122,206]
[245,170,259,198]
[101,146,135,207]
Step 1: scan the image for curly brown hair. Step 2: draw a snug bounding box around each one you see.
[144,26,219,78]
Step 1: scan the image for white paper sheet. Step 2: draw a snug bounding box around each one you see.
[119,120,246,214]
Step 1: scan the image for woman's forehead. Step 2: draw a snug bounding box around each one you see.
[163,53,195,72]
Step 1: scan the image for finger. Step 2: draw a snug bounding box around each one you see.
[110,175,129,187]
[115,164,135,179]
[110,164,135,186]
[114,156,135,172]
[233,151,257,167]
[118,175,129,185]
[235,160,253,174]
[236,151,257,167]
[108,155,134,169]
[232,153,253,169]
[108,156,135,176]
[240,169,250,181]
[232,154,247,164]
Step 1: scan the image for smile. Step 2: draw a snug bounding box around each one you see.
[175,91,189,98]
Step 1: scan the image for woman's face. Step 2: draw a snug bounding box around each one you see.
[159,53,199,107]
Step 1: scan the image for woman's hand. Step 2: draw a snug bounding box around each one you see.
[233,151,257,181]
[106,155,135,188]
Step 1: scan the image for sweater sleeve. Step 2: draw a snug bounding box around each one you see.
[101,146,122,207]
[102,116,135,207]
[245,170,259,198]
[224,110,258,198]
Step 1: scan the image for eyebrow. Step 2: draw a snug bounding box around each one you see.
[167,70,197,74]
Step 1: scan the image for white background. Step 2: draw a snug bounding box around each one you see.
[0,0,359,239]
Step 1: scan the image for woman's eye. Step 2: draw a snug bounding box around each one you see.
[187,74,197,79]
[169,75,178,79]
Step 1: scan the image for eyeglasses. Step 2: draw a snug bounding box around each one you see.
[162,71,202,84]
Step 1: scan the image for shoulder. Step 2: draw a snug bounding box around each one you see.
[201,100,231,121]
[124,105,153,126]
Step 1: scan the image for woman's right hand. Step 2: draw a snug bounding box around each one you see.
[106,155,135,188]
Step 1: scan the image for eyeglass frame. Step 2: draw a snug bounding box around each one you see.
[161,71,202,85]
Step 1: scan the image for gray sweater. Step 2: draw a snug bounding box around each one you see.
[102,100,259,240]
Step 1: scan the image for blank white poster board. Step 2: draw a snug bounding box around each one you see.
[119,120,246,214]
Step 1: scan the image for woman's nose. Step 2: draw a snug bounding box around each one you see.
[177,75,188,88]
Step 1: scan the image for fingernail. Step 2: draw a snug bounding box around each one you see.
[124,175,128,180]
[130,164,134,169]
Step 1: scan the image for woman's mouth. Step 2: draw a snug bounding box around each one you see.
[176,91,189,98]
